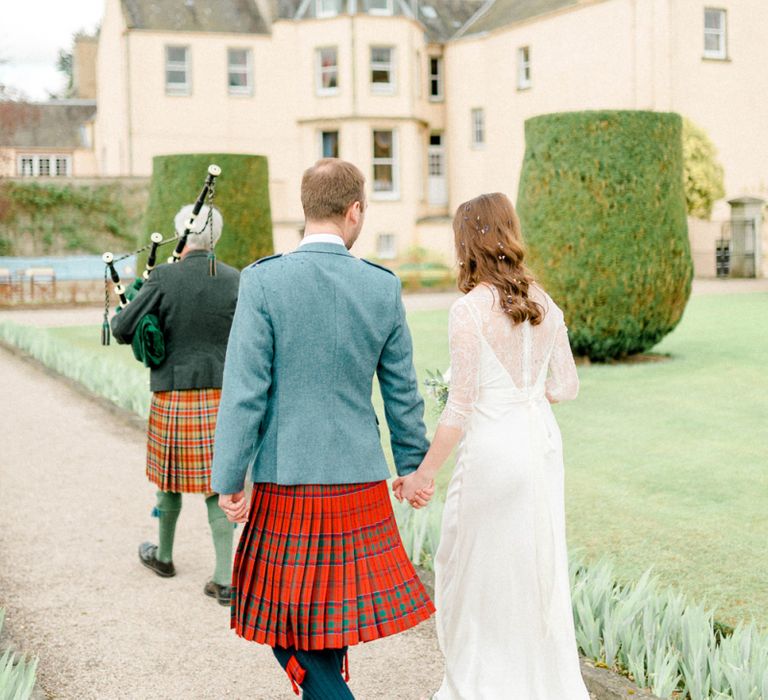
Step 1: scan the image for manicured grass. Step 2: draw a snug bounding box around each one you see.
[403,293,768,629]
[43,292,768,627]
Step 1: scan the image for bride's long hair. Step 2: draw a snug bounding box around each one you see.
[453,192,544,325]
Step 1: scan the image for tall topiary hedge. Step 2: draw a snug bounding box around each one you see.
[517,111,693,361]
[142,153,272,270]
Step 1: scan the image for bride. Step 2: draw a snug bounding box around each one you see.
[394,193,589,699]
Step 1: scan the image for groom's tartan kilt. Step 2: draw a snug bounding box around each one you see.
[231,480,435,650]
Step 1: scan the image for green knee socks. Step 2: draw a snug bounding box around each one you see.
[206,495,234,586]
[155,490,182,563]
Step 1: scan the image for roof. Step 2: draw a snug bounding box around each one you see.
[121,0,270,34]
[0,101,97,149]
[419,1,486,42]
[458,0,580,37]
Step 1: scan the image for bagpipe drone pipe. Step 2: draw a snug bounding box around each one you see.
[100,164,221,367]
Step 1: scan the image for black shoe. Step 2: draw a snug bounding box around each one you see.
[138,542,176,578]
[204,580,232,606]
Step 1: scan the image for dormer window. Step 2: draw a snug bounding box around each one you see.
[366,0,393,15]
[316,0,341,18]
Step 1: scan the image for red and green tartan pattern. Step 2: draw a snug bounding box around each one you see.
[146,388,221,494]
[231,481,435,650]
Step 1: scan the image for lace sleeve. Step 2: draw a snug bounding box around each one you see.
[545,323,579,402]
[439,301,481,429]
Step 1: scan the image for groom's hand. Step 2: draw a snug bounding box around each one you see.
[396,471,434,509]
[219,491,249,523]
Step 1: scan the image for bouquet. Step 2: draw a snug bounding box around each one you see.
[423,368,450,414]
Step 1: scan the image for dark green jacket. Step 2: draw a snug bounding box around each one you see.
[110,250,240,392]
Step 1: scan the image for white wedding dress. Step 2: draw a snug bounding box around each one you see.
[433,284,589,700]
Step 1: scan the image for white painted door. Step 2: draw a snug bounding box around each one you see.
[428,133,447,206]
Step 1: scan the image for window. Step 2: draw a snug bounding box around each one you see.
[228,48,252,95]
[371,47,395,92]
[17,154,71,177]
[316,0,341,17]
[704,8,727,59]
[471,108,485,147]
[428,133,444,176]
[367,0,393,15]
[377,233,397,259]
[517,46,531,89]
[316,47,339,94]
[372,129,398,196]
[165,46,190,95]
[429,56,443,100]
[55,157,69,176]
[320,130,339,158]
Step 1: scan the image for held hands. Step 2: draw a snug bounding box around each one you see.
[392,469,435,510]
[219,491,249,523]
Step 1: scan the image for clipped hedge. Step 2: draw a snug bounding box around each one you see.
[517,111,693,360]
[142,153,273,270]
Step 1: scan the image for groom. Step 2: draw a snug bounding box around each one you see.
[211,158,435,697]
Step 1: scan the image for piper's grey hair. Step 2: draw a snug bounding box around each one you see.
[173,204,223,251]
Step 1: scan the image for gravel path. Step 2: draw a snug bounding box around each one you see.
[0,347,444,699]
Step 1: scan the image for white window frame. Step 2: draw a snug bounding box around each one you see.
[227,48,253,95]
[429,56,443,101]
[319,129,340,159]
[165,45,190,96]
[703,8,727,59]
[19,156,34,177]
[17,154,71,177]
[316,46,339,95]
[372,129,399,199]
[471,108,485,148]
[367,0,393,16]
[517,46,531,89]
[370,46,395,94]
[316,0,341,18]
[377,233,397,259]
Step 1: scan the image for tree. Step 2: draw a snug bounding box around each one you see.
[517,110,693,361]
[682,118,725,220]
[55,48,74,99]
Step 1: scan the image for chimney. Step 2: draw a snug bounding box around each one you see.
[72,34,98,99]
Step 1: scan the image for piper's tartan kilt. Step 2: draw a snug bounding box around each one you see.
[146,388,221,494]
[231,481,435,650]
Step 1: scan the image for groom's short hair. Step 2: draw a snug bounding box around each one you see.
[302,158,366,222]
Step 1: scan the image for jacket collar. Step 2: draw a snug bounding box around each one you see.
[293,242,353,258]
[181,249,210,262]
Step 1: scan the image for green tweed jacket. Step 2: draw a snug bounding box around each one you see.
[211,242,430,491]
[110,250,240,391]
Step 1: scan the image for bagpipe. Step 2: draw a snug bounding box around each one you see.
[101,164,221,367]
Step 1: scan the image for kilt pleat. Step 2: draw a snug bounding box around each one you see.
[231,481,435,650]
[146,388,221,494]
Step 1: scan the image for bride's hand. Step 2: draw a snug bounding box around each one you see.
[399,470,435,508]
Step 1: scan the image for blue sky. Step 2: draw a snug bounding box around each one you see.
[0,0,103,100]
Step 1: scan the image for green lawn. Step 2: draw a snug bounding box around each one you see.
[401,293,768,629]
[44,292,768,627]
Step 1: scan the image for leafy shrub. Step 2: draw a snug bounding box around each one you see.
[682,117,725,220]
[0,181,140,255]
[517,110,693,361]
[142,154,273,270]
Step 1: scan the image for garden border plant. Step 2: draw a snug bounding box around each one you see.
[0,609,38,700]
